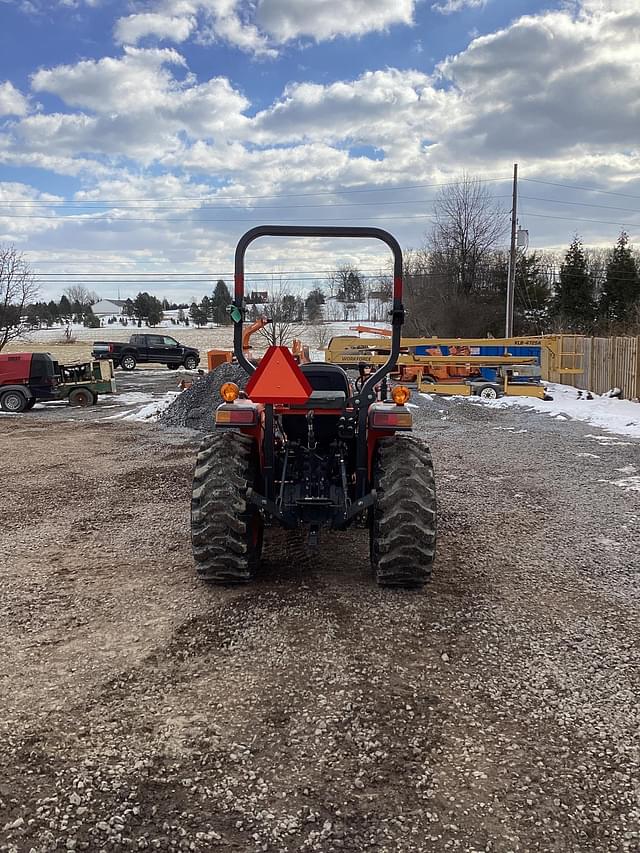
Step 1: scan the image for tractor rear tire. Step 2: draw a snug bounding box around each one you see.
[370,435,437,589]
[191,431,263,584]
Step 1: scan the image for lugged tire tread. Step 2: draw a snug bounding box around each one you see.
[191,431,261,584]
[370,435,437,589]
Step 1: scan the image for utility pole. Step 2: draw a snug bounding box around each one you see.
[505,162,518,337]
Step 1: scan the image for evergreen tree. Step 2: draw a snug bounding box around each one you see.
[305,287,325,323]
[83,307,101,328]
[555,236,595,333]
[199,295,212,324]
[146,299,164,326]
[58,294,72,321]
[212,279,232,325]
[599,232,640,327]
[48,300,60,325]
[514,252,552,334]
[133,292,163,326]
[189,301,207,327]
[281,294,297,321]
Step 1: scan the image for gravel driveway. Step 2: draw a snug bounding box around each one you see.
[0,396,638,853]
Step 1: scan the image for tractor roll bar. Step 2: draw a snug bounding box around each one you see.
[233,225,405,384]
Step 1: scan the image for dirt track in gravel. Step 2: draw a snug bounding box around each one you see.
[1,402,639,853]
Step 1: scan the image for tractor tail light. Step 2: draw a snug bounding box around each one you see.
[215,404,258,427]
[369,409,412,429]
[220,382,240,402]
[391,385,411,405]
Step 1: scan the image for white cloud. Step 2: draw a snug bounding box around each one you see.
[115,13,196,44]
[255,0,416,41]
[431,0,487,14]
[0,181,65,242]
[16,49,250,164]
[438,5,640,156]
[0,81,30,116]
[31,47,188,113]
[252,69,452,149]
[112,0,418,54]
[114,1,277,56]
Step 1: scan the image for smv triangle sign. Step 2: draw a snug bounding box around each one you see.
[246,346,312,404]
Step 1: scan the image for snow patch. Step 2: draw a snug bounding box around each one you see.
[121,392,181,422]
[473,384,640,439]
[611,476,640,492]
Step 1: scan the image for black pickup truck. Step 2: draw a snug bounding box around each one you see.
[92,333,200,371]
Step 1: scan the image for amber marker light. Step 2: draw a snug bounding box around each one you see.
[391,385,411,405]
[220,382,240,402]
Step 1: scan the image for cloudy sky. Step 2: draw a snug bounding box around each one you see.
[0,0,639,300]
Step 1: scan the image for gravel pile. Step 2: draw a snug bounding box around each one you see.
[159,362,250,432]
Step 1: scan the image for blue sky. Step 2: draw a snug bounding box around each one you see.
[1,0,639,300]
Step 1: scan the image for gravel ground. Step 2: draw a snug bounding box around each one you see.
[0,396,639,853]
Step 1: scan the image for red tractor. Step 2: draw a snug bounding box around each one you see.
[191,226,437,588]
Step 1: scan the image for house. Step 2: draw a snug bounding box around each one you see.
[92,299,128,318]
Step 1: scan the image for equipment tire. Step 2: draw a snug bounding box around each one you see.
[184,355,198,370]
[68,387,96,407]
[477,384,499,400]
[0,390,28,413]
[191,431,263,584]
[370,435,436,589]
[121,354,137,371]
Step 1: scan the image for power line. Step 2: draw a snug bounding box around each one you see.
[521,195,640,215]
[32,268,394,276]
[0,176,510,205]
[521,209,639,228]
[0,212,440,223]
[0,196,453,213]
[521,178,640,201]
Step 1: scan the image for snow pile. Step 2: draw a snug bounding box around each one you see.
[469,383,640,439]
[122,391,181,422]
[159,362,249,432]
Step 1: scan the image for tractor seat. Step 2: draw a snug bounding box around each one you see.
[299,362,351,395]
[282,362,351,443]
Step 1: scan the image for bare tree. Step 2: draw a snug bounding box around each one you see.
[256,277,304,347]
[367,273,393,321]
[429,173,508,294]
[63,284,99,306]
[310,323,330,350]
[0,246,40,351]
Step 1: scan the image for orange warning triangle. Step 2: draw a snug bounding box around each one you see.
[246,346,312,404]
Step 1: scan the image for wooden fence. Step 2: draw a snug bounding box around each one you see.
[541,335,640,398]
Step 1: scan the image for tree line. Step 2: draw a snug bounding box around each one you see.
[403,232,640,338]
[402,175,640,338]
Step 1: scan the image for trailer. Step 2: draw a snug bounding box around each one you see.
[326,333,554,398]
[55,359,116,406]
